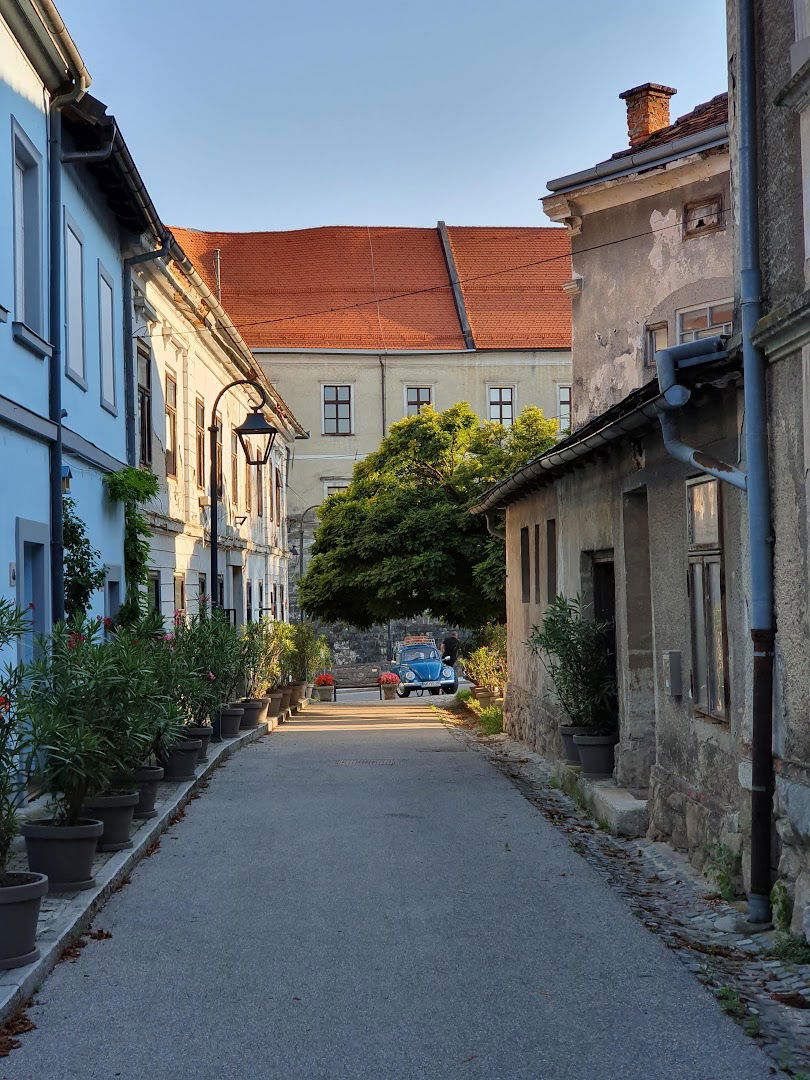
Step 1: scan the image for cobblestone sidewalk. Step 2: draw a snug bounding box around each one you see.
[446,717,810,1078]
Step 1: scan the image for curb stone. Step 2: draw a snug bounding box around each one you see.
[0,722,269,1025]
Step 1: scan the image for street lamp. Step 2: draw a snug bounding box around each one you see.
[209,379,278,617]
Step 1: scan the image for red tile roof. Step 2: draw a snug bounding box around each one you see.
[168,225,571,352]
[612,92,728,159]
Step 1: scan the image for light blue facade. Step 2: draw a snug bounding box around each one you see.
[0,8,127,647]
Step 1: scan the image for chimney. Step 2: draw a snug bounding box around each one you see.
[619,83,677,148]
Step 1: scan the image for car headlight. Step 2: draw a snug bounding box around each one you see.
[405,670,416,681]
[441,667,453,678]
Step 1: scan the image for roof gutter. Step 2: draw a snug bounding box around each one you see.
[0,0,90,95]
[546,123,728,197]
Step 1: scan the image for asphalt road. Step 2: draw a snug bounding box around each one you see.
[4,703,770,1079]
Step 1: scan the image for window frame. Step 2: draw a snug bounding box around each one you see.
[683,194,725,239]
[546,518,557,604]
[323,479,351,499]
[645,322,668,368]
[215,414,223,498]
[11,119,43,334]
[97,261,116,413]
[405,385,433,416]
[520,526,531,604]
[256,462,263,517]
[195,397,206,489]
[676,300,733,344]
[173,573,186,616]
[63,210,86,388]
[488,385,515,427]
[165,371,178,479]
[686,477,730,723]
[245,440,252,513]
[137,344,153,467]
[557,384,572,434]
[321,383,354,435]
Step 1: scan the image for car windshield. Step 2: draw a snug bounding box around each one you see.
[400,646,439,662]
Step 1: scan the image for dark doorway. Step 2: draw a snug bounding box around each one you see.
[592,557,617,680]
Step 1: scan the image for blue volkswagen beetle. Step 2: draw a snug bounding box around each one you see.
[390,638,458,697]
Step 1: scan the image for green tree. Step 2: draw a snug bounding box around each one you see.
[63,495,107,619]
[298,403,557,628]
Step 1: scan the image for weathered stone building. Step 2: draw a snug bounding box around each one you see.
[474,85,754,880]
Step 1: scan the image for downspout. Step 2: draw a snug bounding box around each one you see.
[484,511,505,540]
[122,235,172,466]
[379,356,386,436]
[47,71,90,624]
[739,0,775,925]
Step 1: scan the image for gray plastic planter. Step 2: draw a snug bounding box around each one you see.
[239,700,263,729]
[82,792,139,851]
[185,725,213,763]
[134,765,164,819]
[220,707,243,738]
[572,734,618,780]
[162,739,202,781]
[559,725,591,767]
[0,871,48,969]
[21,818,103,893]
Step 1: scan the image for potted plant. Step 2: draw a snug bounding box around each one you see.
[288,622,330,707]
[19,621,115,891]
[172,610,239,757]
[0,600,49,969]
[379,672,399,700]
[314,673,335,702]
[463,645,505,706]
[528,595,618,776]
[240,622,269,727]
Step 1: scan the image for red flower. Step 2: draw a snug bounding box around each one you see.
[28,603,35,610]
[0,696,9,713]
[103,617,112,629]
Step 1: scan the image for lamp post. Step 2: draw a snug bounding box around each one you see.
[209,379,278,615]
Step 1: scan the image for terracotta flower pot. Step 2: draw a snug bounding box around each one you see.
[572,733,618,780]
[134,765,164,819]
[0,871,48,970]
[239,700,263,729]
[220,706,244,738]
[185,725,213,762]
[82,792,139,852]
[21,818,103,893]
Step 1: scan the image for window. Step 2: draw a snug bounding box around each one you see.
[687,478,728,721]
[215,415,223,497]
[12,122,42,332]
[98,265,115,411]
[173,574,185,615]
[105,578,121,624]
[489,387,514,426]
[645,323,668,367]
[406,386,431,416]
[275,469,282,524]
[245,441,252,513]
[231,433,239,507]
[195,399,206,488]
[677,301,733,343]
[165,373,177,477]
[324,480,351,498]
[683,195,724,238]
[138,346,152,466]
[147,571,161,613]
[323,385,352,434]
[546,519,557,603]
[557,386,572,434]
[246,581,253,623]
[256,464,263,517]
[534,524,542,604]
[64,215,85,384]
[198,573,207,607]
[520,526,530,604]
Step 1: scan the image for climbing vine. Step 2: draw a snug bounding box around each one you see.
[104,467,159,626]
[63,495,107,619]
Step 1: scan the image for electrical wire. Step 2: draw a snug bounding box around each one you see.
[133,207,730,344]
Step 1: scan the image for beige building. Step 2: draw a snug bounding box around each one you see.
[170,224,572,616]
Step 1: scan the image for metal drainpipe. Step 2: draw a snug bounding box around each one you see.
[47,72,89,625]
[379,356,386,435]
[739,0,775,925]
[122,236,172,466]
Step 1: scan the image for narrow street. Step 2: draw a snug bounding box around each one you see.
[4,704,769,1080]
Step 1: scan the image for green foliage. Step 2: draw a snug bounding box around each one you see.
[464,643,507,694]
[706,843,742,902]
[527,595,617,733]
[463,622,507,656]
[289,621,331,683]
[768,932,810,965]
[772,880,793,933]
[171,609,242,724]
[104,467,159,626]
[716,985,745,1019]
[0,600,30,870]
[241,618,289,698]
[454,687,473,705]
[271,621,297,687]
[476,705,504,736]
[63,496,107,619]
[298,403,557,629]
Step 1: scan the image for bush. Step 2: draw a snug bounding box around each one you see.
[454,687,473,704]
[0,599,30,871]
[464,645,506,695]
[527,595,617,734]
[289,622,330,683]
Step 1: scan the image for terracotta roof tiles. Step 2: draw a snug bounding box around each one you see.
[612,92,728,160]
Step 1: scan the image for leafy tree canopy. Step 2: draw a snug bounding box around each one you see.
[298,403,557,629]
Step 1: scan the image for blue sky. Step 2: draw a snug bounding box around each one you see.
[56,0,728,232]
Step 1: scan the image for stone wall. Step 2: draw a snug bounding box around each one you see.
[316,616,453,678]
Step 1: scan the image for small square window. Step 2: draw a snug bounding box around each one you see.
[406,387,431,416]
[683,196,724,238]
[645,323,668,367]
[323,386,353,434]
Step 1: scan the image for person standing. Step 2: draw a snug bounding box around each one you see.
[441,630,460,669]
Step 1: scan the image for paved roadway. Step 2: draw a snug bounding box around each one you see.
[4,703,770,1079]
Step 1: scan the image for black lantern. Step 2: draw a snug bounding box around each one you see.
[235,406,277,465]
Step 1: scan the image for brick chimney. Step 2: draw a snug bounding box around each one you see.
[619,83,677,148]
